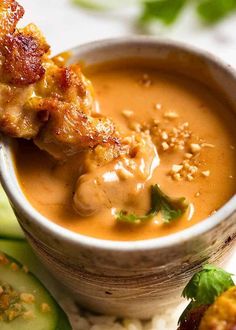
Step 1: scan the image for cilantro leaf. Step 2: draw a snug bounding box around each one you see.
[115,210,153,224]
[150,185,188,222]
[182,264,235,304]
[73,0,236,26]
[116,184,188,224]
[179,264,235,323]
[197,0,236,24]
[140,0,187,25]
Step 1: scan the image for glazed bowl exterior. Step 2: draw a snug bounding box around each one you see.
[0,37,236,319]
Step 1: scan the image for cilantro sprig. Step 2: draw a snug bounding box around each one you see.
[140,0,187,26]
[179,264,235,323]
[73,0,236,26]
[116,184,188,224]
[197,0,236,24]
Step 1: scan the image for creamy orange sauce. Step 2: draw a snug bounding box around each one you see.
[14,62,236,241]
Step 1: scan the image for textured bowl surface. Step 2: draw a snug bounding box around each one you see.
[0,37,236,318]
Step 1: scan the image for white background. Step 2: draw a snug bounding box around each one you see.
[19,0,235,274]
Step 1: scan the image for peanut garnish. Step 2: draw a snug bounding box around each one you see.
[10,263,19,271]
[122,109,134,118]
[161,141,169,151]
[23,310,35,320]
[20,293,35,304]
[41,303,51,313]
[201,170,210,177]
[190,143,201,153]
[163,111,179,119]
[154,103,162,110]
[171,164,183,173]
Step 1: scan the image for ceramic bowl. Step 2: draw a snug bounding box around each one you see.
[0,37,236,319]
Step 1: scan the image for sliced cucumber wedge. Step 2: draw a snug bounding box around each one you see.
[0,239,42,276]
[0,250,72,330]
[0,185,24,239]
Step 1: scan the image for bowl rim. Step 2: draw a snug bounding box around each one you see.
[0,36,236,252]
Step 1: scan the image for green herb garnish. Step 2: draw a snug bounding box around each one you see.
[179,264,235,323]
[197,0,236,24]
[140,0,187,26]
[72,0,236,26]
[116,184,188,224]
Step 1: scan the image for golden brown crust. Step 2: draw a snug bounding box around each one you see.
[56,66,87,98]
[0,84,44,138]
[1,31,49,86]
[33,98,120,158]
[0,0,122,160]
[0,0,24,38]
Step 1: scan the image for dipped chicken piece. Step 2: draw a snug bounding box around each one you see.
[0,0,163,220]
[0,0,121,159]
[74,131,159,216]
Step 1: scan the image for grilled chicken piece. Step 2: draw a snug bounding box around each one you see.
[34,98,120,159]
[0,0,122,159]
[0,23,50,138]
[73,132,159,216]
[199,286,236,330]
[0,1,160,218]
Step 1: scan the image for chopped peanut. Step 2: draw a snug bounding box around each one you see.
[10,262,19,271]
[41,303,51,313]
[171,164,183,173]
[161,142,169,151]
[184,153,193,159]
[0,254,9,265]
[122,109,134,118]
[23,310,35,320]
[20,293,35,304]
[154,103,162,110]
[161,131,168,140]
[173,173,181,181]
[186,174,194,181]
[190,143,201,153]
[201,170,210,177]
[164,111,179,119]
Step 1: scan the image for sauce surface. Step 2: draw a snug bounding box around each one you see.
[14,63,236,241]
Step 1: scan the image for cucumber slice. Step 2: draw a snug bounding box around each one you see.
[0,250,72,330]
[0,239,64,303]
[0,185,24,239]
[0,240,42,277]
